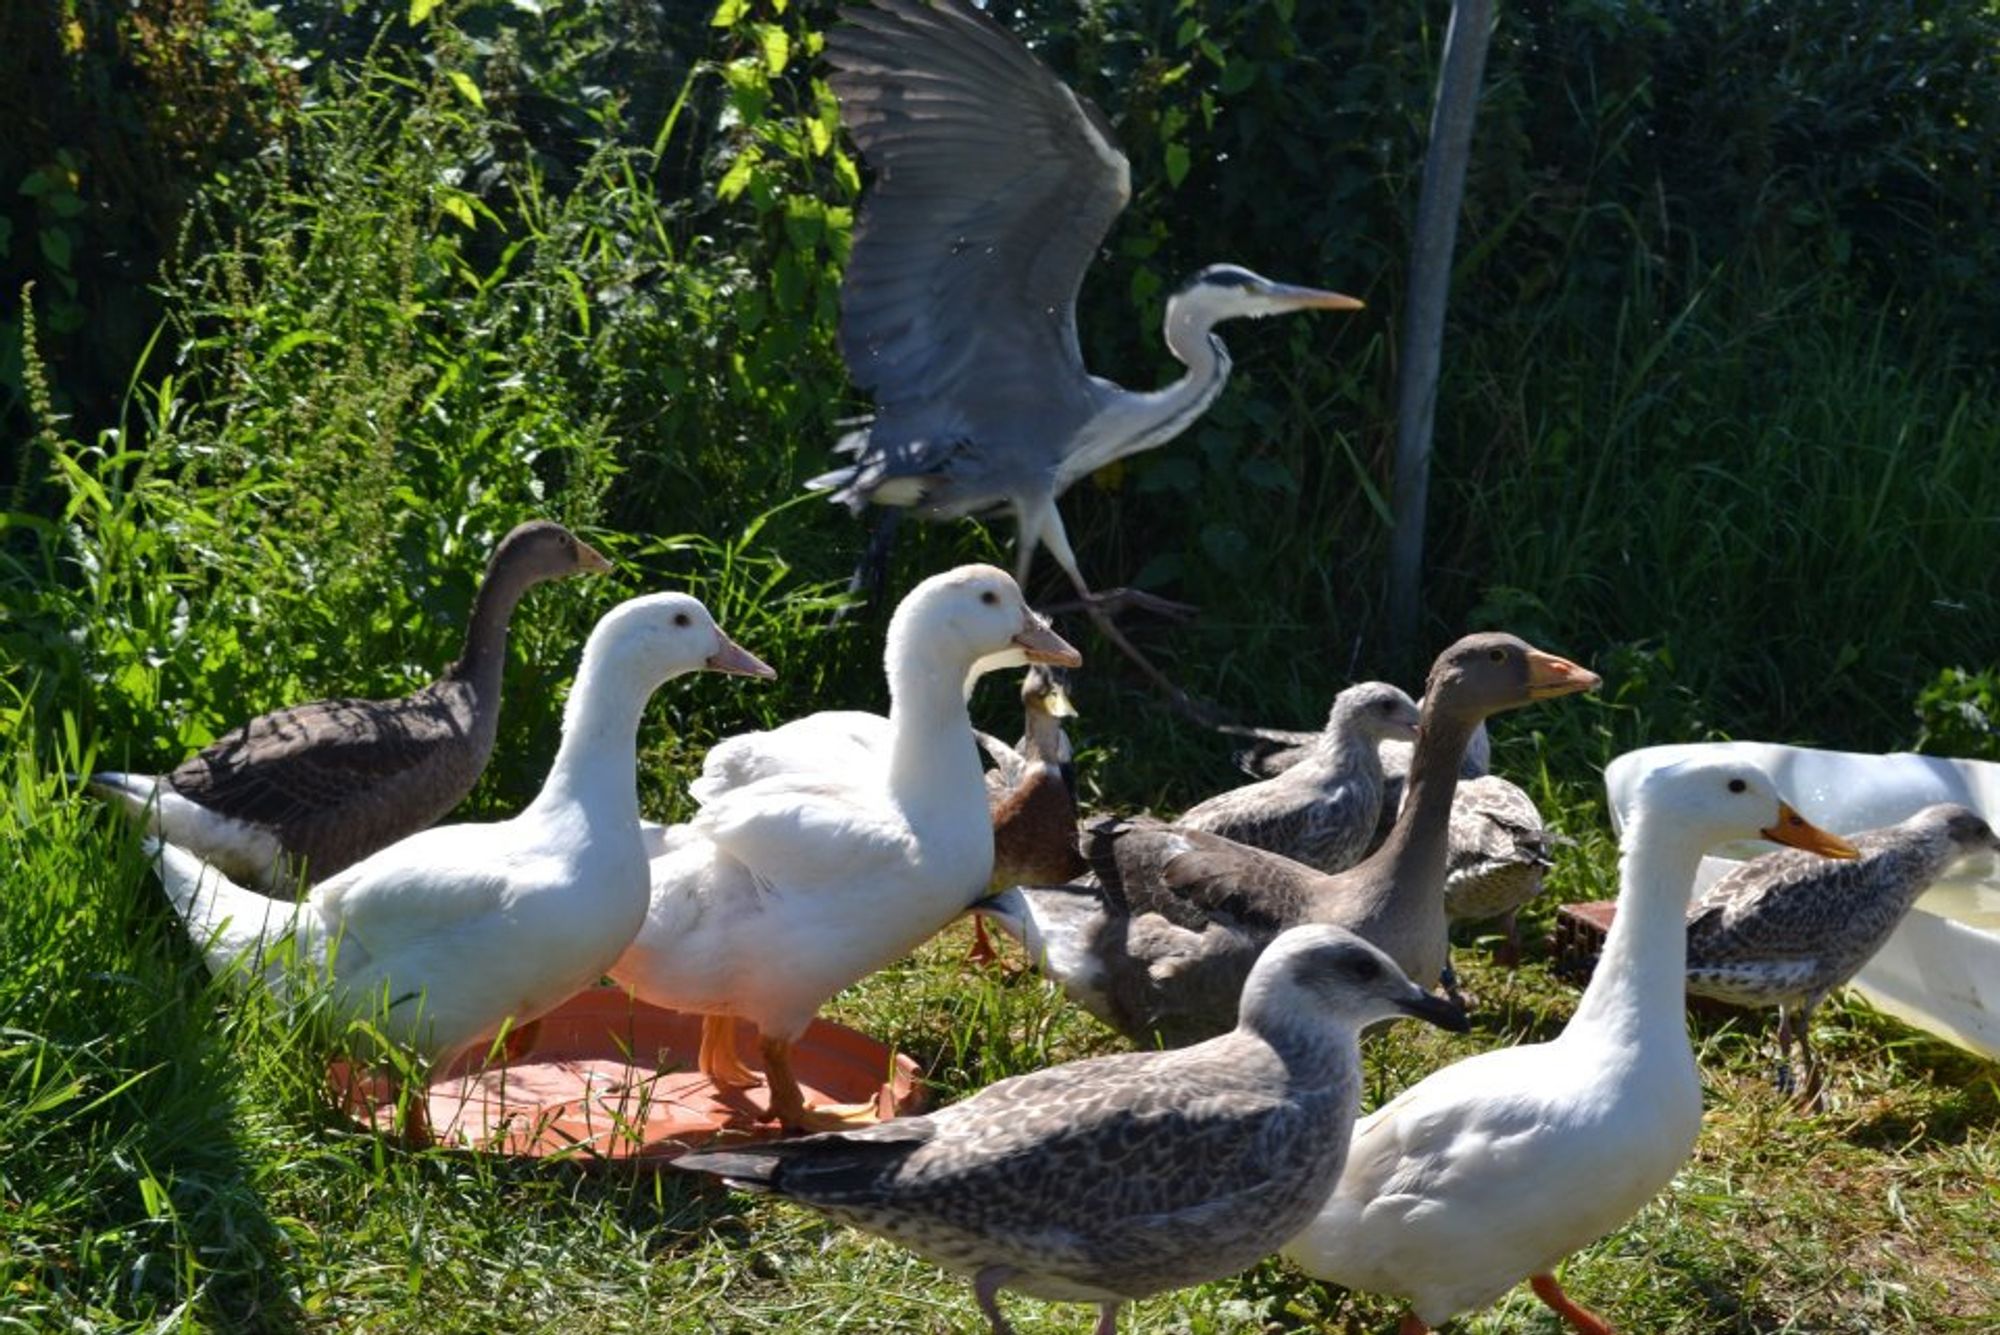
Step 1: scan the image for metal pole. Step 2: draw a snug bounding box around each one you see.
[1388,0,1495,668]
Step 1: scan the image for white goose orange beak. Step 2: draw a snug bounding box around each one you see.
[1761,803,1859,860]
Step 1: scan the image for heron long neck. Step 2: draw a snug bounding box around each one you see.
[1568,805,1699,1043]
[1058,306,1232,486]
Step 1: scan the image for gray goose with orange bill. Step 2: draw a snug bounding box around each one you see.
[979,633,1600,1046]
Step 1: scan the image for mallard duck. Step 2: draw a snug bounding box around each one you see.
[1180,681,1420,873]
[981,634,1599,1046]
[1685,802,1999,1108]
[676,925,1467,1335]
[145,592,773,1133]
[1443,775,1563,966]
[92,521,610,891]
[610,565,1081,1132]
[966,666,1085,964]
[1282,760,1858,1334]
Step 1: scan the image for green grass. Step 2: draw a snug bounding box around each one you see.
[5,696,1996,1334]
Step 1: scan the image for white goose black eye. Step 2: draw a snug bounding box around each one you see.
[1728,778,1747,794]
[980,591,999,606]
[673,612,691,628]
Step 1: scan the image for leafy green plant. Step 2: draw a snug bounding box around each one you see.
[1914,667,2000,762]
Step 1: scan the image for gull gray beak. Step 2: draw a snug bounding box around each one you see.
[1397,990,1471,1033]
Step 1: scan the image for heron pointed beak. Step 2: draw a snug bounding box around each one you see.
[1524,649,1601,699]
[576,540,614,575]
[1042,682,1079,719]
[1263,281,1365,312]
[1011,615,1082,668]
[706,634,778,680]
[1761,803,1860,860]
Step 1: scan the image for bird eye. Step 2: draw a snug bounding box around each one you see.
[980,590,999,606]
[673,612,691,628]
[1488,648,1505,662]
[1348,954,1382,982]
[1728,778,1747,793]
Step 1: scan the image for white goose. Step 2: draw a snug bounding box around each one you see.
[147,593,773,1106]
[1282,760,1857,1334]
[610,565,1080,1132]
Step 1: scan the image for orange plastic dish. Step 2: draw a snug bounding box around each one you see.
[329,986,924,1162]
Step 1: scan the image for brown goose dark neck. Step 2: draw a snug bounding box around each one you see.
[1358,707,1478,895]
[445,555,539,691]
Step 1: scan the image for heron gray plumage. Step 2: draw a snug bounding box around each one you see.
[812,0,1362,616]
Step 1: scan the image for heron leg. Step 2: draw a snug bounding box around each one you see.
[1024,503,1228,727]
[1092,1300,1122,1335]
[972,1266,1020,1335]
[841,507,903,614]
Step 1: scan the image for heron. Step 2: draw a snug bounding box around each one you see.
[811,0,1362,713]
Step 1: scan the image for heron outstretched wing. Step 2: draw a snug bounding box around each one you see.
[826,0,1132,501]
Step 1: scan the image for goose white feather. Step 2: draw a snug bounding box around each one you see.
[611,564,1080,1130]
[147,592,773,1069]
[1282,760,1858,1332]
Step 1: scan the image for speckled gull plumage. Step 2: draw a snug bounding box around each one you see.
[1685,802,1999,1104]
[1443,775,1560,925]
[1179,681,1420,874]
[675,925,1467,1335]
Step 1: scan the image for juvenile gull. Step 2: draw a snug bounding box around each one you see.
[1685,801,1999,1108]
[676,925,1468,1335]
[1283,761,1857,1334]
[92,521,610,891]
[1179,681,1420,874]
[1443,775,1564,965]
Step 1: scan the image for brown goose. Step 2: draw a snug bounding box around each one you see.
[1180,681,1420,873]
[979,634,1599,1046]
[91,521,610,891]
[968,666,1087,963]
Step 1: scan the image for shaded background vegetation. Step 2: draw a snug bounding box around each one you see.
[2,3,1998,1326]
[5,0,1996,802]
